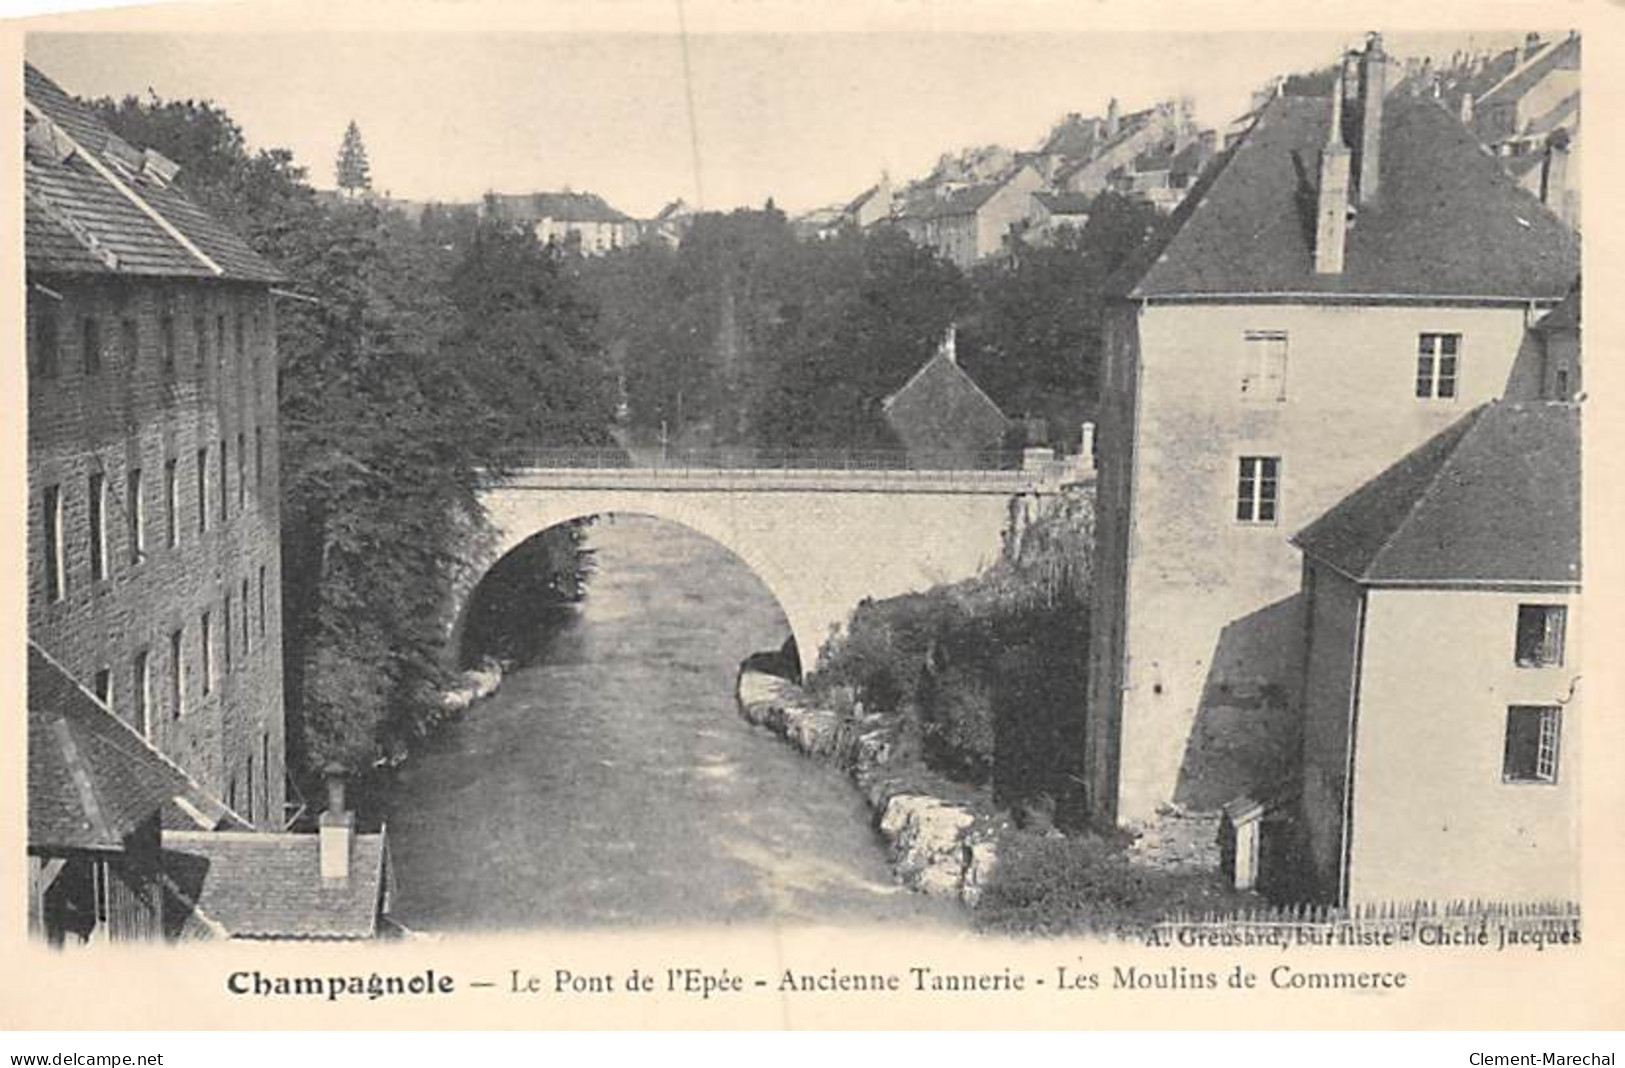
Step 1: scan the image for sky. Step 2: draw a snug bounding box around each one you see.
[26,30,1537,217]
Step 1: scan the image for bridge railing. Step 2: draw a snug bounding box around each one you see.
[497,445,1030,475]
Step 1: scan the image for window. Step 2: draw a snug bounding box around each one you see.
[1555,369,1570,399]
[93,668,112,711]
[200,610,214,696]
[1504,705,1562,784]
[258,565,267,638]
[235,315,245,366]
[164,458,179,548]
[133,652,152,739]
[219,438,229,520]
[82,318,101,375]
[1241,331,1288,401]
[247,754,256,824]
[242,577,252,654]
[227,775,238,813]
[127,468,145,563]
[89,472,108,581]
[194,313,207,371]
[1235,456,1280,524]
[255,428,264,491]
[197,447,209,533]
[170,628,185,719]
[237,432,247,509]
[32,297,59,379]
[216,314,226,369]
[160,312,176,374]
[261,734,270,822]
[223,592,233,675]
[1515,604,1567,667]
[120,318,138,371]
[43,484,64,602]
[1416,333,1461,399]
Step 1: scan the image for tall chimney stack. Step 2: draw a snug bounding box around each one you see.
[1315,59,1353,275]
[1356,32,1387,205]
[318,764,353,882]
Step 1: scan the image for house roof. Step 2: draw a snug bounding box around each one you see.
[486,190,633,224]
[1477,34,1580,112]
[1041,114,1104,161]
[24,63,282,283]
[1120,89,1578,302]
[882,346,1006,422]
[844,184,881,215]
[1293,402,1580,586]
[1535,284,1579,334]
[163,830,390,940]
[1034,191,1094,216]
[28,644,244,853]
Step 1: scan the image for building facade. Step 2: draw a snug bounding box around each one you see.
[25,63,288,830]
[483,190,640,254]
[894,164,1045,269]
[1294,403,1580,905]
[1085,36,1578,828]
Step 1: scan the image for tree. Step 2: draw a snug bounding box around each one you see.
[335,120,372,198]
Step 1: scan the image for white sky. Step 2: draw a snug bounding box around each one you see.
[26,30,1536,217]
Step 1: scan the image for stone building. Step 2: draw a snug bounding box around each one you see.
[25,62,288,830]
[1085,35,1578,828]
[1294,402,1580,905]
[893,163,1046,270]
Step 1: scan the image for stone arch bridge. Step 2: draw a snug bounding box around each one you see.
[454,450,1090,674]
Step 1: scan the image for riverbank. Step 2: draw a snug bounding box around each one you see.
[736,667,1005,907]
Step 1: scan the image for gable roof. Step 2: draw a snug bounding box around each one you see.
[1122,89,1578,302]
[1035,191,1093,216]
[28,644,244,852]
[162,830,390,940]
[1293,402,1580,586]
[24,63,282,284]
[1535,284,1579,334]
[882,348,1005,420]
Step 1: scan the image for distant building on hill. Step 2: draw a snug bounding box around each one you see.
[482,190,641,254]
[893,163,1046,269]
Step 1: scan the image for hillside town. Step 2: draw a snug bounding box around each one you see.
[24,29,1581,944]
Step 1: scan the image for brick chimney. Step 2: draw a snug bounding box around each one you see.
[318,765,353,882]
[1540,129,1571,215]
[1106,97,1121,138]
[1355,32,1387,205]
[1315,59,1353,275]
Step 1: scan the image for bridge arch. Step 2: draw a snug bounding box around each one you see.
[456,468,1063,676]
[451,506,812,675]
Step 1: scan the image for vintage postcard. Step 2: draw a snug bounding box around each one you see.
[2,0,1622,1032]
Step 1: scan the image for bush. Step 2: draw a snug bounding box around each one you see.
[976,829,1256,937]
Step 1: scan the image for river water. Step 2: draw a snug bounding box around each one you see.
[385,514,959,932]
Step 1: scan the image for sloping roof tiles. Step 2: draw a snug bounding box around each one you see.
[1121,89,1578,301]
[162,830,390,940]
[28,644,242,852]
[24,63,282,283]
[1292,402,1580,586]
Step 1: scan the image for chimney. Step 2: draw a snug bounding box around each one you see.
[1106,97,1121,138]
[1459,91,1474,125]
[318,764,353,882]
[1356,32,1387,205]
[1540,130,1571,214]
[940,323,958,365]
[1524,32,1543,62]
[1315,62,1353,275]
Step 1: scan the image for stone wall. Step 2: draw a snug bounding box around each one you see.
[736,669,1002,906]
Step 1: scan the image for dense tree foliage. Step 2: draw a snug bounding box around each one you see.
[334,120,372,196]
[94,93,606,778]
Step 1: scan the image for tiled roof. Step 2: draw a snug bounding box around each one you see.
[1122,90,1578,301]
[24,63,282,283]
[1477,35,1580,111]
[843,184,881,215]
[1293,402,1580,585]
[486,190,633,224]
[1041,115,1103,161]
[28,644,242,852]
[163,830,390,940]
[1035,191,1093,215]
[1535,284,1579,334]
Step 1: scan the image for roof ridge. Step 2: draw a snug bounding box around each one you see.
[1363,403,1492,577]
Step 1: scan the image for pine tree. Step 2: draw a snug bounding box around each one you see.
[335,120,372,197]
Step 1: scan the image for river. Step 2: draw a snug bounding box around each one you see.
[384,514,960,932]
